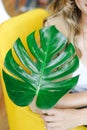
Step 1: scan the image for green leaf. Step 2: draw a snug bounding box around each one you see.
[2,25,79,109]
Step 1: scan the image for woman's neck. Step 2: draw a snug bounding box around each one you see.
[81,13,87,32]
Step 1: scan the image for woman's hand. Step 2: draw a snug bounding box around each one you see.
[41,108,83,130]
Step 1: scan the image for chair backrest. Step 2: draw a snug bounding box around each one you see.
[0,9,48,130]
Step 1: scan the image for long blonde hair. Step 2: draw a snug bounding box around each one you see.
[48,0,82,57]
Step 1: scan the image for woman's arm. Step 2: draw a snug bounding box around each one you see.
[55,91,87,109]
[29,91,87,113]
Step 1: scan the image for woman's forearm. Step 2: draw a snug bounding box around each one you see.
[79,108,87,126]
[55,91,87,109]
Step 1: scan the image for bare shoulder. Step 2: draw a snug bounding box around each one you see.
[45,14,69,38]
[45,14,64,25]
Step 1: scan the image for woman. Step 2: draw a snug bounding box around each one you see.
[41,0,87,130]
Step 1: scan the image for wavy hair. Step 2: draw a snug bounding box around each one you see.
[48,0,82,57]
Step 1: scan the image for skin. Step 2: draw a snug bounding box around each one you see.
[41,0,87,130]
[41,108,87,130]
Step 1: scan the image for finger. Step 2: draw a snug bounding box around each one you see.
[47,123,66,130]
[41,109,56,115]
[47,122,59,127]
[43,126,47,130]
[47,127,65,130]
[47,128,53,130]
[42,115,57,122]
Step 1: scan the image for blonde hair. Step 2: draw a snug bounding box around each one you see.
[48,0,82,57]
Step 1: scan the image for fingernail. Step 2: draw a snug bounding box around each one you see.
[44,126,46,129]
[41,115,44,119]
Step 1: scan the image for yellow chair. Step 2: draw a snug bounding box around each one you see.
[0,8,86,130]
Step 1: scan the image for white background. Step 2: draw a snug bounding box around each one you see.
[0,0,10,24]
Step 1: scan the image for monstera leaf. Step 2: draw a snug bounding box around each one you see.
[2,25,79,109]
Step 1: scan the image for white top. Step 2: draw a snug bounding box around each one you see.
[71,61,87,92]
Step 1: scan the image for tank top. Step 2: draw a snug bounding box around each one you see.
[71,61,87,92]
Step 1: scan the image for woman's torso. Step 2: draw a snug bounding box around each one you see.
[72,60,87,92]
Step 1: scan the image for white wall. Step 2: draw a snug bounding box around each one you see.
[0,0,10,24]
